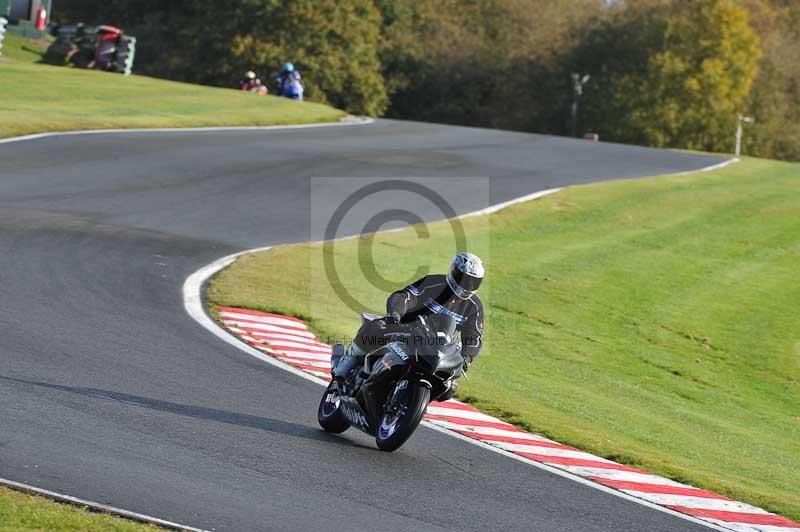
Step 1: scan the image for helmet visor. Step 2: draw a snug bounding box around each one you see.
[450,267,483,294]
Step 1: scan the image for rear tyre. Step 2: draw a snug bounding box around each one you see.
[317,383,350,433]
[375,381,430,452]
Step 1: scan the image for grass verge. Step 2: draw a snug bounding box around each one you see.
[0,33,345,138]
[208,157,800,521]
[0,486,159,531]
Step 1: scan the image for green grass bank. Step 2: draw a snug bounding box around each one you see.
[0,33,344,139]
[208,157,800,521]
[0,486,158,531]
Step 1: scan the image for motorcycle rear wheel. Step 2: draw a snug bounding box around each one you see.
[375,381,430,452]
[317,383,350,433]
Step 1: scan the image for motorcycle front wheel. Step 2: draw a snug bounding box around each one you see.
[375,381,430,452]
[317,382,350,433]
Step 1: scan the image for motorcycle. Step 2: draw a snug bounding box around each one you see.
[317,313,465,452]
[278,76,304,101]
[284,79,303,100]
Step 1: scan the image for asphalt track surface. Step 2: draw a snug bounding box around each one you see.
[0,120,727,532]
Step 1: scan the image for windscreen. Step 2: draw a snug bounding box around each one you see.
[427,314,458,348]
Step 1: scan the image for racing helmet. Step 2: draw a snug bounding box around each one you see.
[282,62,295,73]
[246,70,256,79]
[446,252,484,299]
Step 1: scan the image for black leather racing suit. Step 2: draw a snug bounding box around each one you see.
[386,274,484,363]
[333,275,484,384]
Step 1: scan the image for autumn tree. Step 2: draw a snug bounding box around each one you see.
[57,0,388,116]
[378,0,603,132]
[576,0,761,153]
[55,0,800,159]
[226,0,387,115]
[740,0,800,160]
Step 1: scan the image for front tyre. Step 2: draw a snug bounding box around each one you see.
[317,383,350,433]
[375,381,430,452]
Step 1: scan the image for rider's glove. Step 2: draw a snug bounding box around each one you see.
[386,311,402,324]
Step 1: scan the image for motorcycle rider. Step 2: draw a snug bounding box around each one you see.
[276,62,303,100]
[333,252,485,401]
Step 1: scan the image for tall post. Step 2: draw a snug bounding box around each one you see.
[735,116,743,157]
[735,115,754,157]
[570,100,578,138]
[571,73,590,138]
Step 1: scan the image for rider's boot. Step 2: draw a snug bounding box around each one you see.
[439,380,458,402]
[332,356,356,382]
[332,344,364,384]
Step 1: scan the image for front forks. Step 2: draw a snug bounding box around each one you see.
[384,379,410,415]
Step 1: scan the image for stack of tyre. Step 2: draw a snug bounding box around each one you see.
[114,35,136,76]
[44,23,136,75]
[0,17,7,57]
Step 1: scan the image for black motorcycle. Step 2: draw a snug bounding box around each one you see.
[317,313,464,451]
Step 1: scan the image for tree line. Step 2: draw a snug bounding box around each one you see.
[56,0,800,161]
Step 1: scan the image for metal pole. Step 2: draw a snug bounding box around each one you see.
[571,73,590,138]
[735,115,754,157]
[735,115,743,157]
[571,100,578,138]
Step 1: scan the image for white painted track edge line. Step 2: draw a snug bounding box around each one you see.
[182,246,329,389]
[0,116,374,145]
[0,477,210,532]
[459,156,738,220]
[299,187,565,248]
[460,188,564,218]
[672,157,739,175]
[459,156,740,219]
